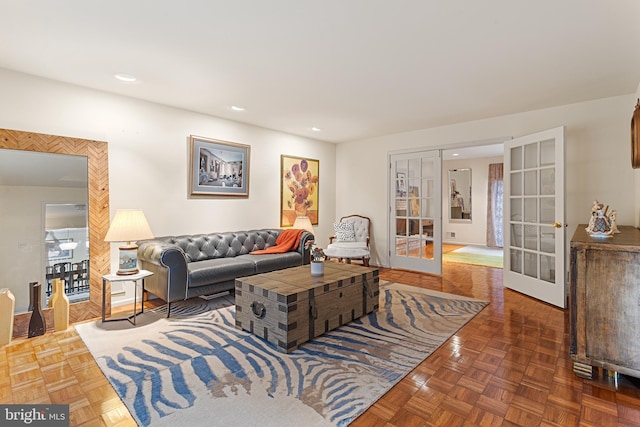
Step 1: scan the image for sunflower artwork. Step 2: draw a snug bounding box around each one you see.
[280,155,319,227]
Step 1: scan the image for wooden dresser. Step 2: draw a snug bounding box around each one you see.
[570,225,640,379]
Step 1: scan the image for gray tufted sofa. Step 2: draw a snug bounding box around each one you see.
[137,229,313,316]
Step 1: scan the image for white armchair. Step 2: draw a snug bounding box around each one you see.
[324,214,371,266]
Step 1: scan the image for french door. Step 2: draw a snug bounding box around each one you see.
[504,127,566,308]
[389,150,442,274]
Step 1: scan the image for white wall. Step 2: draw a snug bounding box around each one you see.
[0,68,336,306]
[443,156,503,246]
[336,94,637,268]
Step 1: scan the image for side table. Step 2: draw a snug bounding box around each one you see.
[102,270,153,325]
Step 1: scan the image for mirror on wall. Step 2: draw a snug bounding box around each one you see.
[449,168,472,221]
[0,149,89,313]
[0,128,110,337]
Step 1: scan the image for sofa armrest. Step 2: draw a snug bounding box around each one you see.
[298,231,315,264]
[137,240,188,303]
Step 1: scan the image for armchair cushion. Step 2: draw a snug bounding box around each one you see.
[325,241,369,258]
[333,222,356,242]
[341,216,369,243]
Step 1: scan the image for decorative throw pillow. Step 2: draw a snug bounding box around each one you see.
[334,222,356,242]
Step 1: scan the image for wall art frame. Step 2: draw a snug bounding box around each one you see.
[189,135,250,197]
[632,98,640,168]
[280,155,319,227]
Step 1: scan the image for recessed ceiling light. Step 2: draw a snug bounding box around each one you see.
[114,73,137,83]
[231,105,245,111]
[452,153,460,156]
[311,127,321,132]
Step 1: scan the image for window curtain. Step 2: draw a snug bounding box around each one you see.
[486,163,504,247]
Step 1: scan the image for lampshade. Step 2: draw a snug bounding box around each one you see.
[293,216,314,235]
[105,209,154,275]
[105,209,154,243]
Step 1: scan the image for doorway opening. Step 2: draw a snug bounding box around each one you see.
[441,143,505,269]
[44,203,90,305]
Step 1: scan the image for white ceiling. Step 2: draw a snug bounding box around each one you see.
[2,1,640,143]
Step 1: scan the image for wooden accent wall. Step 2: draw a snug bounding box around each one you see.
[0,128,110,337]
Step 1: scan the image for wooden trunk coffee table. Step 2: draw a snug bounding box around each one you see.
[235,262,379,353]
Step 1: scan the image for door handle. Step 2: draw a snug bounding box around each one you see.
[551,222,566,228]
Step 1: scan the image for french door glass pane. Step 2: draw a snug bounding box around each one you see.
[422,178,433,198]
[409,197,419,216]
[511,172,523,196]
[511,224,523,247]
[524,251,537,278]
[395,237,407,256]
[408,158,420,178]
[524,170,537,195]
[409,219,420,235]
[511,198,523,221]
[422,242,434,260]
[540,168,555,195]
[510,249,522,273]
[524,225,537,250]
[511,146,523,171]
[540,254,555,283]
[396,160,408,184]
[422,199,435,217]
[407,237,420,258]
[423,219,434,237]
[395,198,407,217]
[540,226,555,254]
[540,197,555,223]
[396,177,405,196]
[540,139,555,166]
[524,143,538,169]
[524,198,537,222]
[421,157,434,177]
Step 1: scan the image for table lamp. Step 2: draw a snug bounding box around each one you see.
[104,209,154,275]
[292,215,314,235]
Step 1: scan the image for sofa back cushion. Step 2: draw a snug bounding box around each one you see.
[166,230,281,262]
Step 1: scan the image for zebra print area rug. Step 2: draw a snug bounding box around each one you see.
[75,282,487,426]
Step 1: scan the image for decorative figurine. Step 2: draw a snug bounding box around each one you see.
[609,210,621,234]
[585,200,617,236]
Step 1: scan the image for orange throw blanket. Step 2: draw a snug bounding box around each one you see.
[250,229,304,254]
